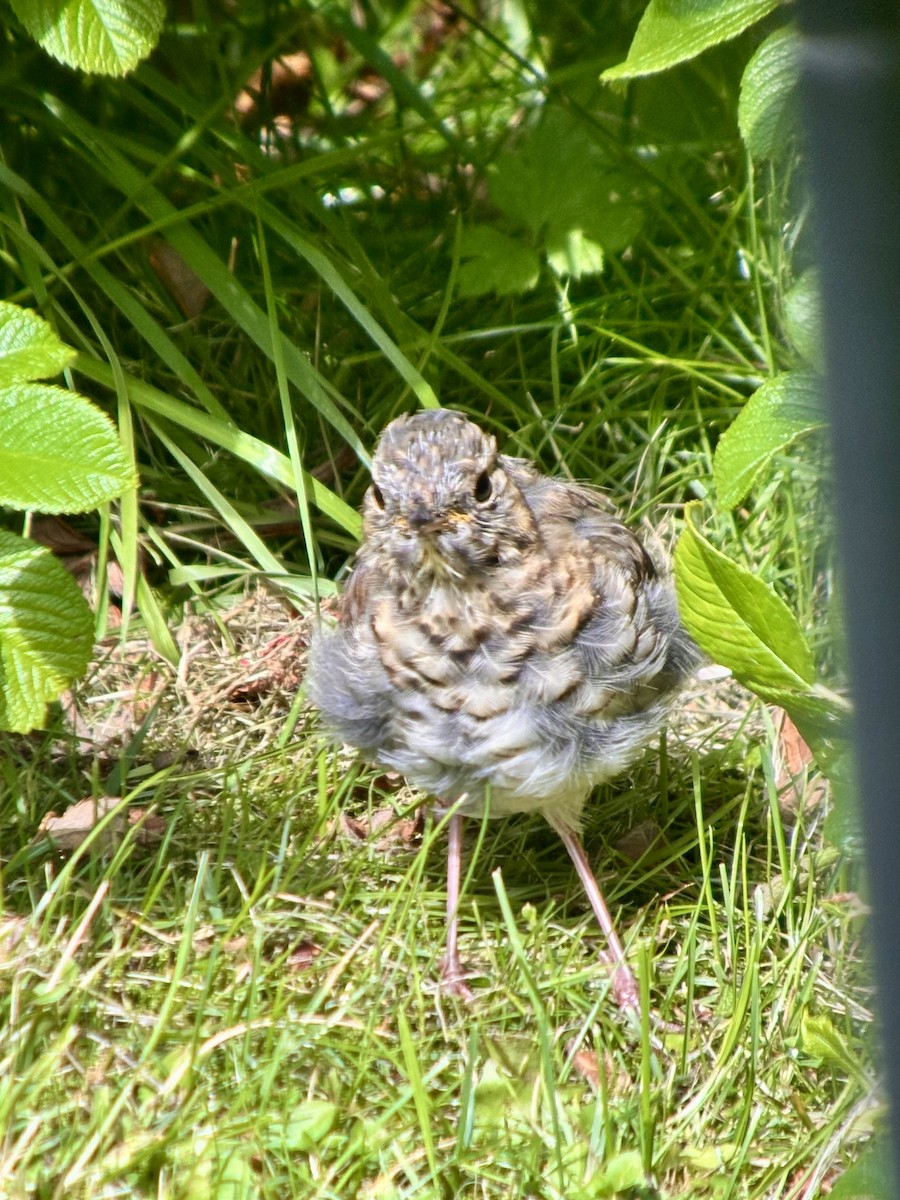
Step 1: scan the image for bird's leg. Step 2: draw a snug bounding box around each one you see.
[553,822,640,1011]
[440,810,474,999]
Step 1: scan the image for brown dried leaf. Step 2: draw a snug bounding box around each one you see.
[38,797,165,853]
[334,806,423,848]
[772,706,813,782]
[235,52,313,121]
[615,819,663,863]
[770,706,828,817]
[131,811,167,848]
[229,630,306,701]
[29,515,96,555]
[571,1049,600,1089]
[148,239,211,319]
[309,444,356,485]
[286,940,321,970]
[336,813,367,841]
[565,1043,632,1095]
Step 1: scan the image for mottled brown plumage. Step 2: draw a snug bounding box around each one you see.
[308,409,699,1005]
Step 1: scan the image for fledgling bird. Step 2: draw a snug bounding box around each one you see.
[307,409,699,1007]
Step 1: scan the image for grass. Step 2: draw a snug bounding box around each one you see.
[0,4,872,1197]
[0,589,872,1198]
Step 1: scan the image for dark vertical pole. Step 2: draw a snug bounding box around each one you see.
[794,0,900,1181]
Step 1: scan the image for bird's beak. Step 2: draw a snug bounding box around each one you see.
[407,501,448,534]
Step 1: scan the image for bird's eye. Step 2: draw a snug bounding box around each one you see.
[371,484,386,509]
[474,471,493,503]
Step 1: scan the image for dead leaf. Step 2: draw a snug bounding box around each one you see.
[131,811,167,848]
[772,706,813,780]
[770,706,828,817]
[29,515,96,555]
[286,940,321,970]
[38,798,165,853]
[228,630,306,701]
[336,813,367,841]
[615,819,663,863]
[565,1043,633,1095]
[571,1048,600,1089]
[309,444,356,486]
[235,52,313,121]
[333,807,423,848]
[824,892,870,918]
[148,240,211,318]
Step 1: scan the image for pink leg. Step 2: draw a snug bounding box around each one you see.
[554,823,639,1011]
[440,811,474,999]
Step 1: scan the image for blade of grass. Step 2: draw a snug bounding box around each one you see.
[255,210,321,597]
[73,353,361,537]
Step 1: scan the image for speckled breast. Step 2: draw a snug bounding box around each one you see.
[363,554,682,816]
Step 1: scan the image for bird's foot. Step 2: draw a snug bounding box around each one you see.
[440,952,475,1001]
[599,951,640,1012]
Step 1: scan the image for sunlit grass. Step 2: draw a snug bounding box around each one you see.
[0,5,868,1197]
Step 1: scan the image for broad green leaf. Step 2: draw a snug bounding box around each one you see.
[457,226,541,298]
[0,383,136,512]
[681,1143,739,1169]
[799,1010,859,1076]
[829,1138,897,1200]
[603,0,779,81]
[546,229,605,280]
[214,1143,256,1198]
[598,1150,647,1193]
[0,301,75,385]
[714,372,824,507]
[489,112,645,253]
[823,748,861,850]
[0,530,94,732]
[274,1100,338,1152]
[784,270,824,366]
[675,507,816,694]
[763,686,851,760]
[11,0,165,76]
[739,27,799,158]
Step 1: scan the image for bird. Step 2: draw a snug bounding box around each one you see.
[306,408,700,1007]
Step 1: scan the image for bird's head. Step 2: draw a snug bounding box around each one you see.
[363,409,537,584]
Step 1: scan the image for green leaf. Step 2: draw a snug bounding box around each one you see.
[457,226,541,298]
[0,383,136,512]
[602,0,779,81]
[546,229,605,280]
[829,1138,897,1200]
[799,1010,858,1075]
[738,27,799,159]
[275,1100,338,1152]
[681,1143,739,1170]
[784,269,824,367]
[0,530,94,732]
[600,1150,648,1193]
[823,748,861,850]
[764,687,851,752]
[213,1143,256,1198]
[0,301,75,385]
[10,0,165,76]
[675,507,816,695]
[714,372,825,508]
[489,111,645,254]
